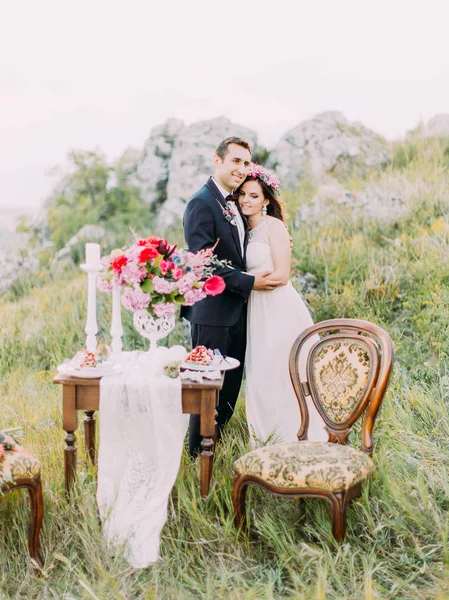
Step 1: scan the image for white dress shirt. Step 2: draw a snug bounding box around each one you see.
[212,177,245,256]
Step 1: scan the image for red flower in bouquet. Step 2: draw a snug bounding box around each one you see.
[139,246,159,262]
[98,235,227,317]
[111,254,128,273]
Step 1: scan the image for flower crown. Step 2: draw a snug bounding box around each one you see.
[247,163,281,194]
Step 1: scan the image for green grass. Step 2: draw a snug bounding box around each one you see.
[1,142,449,598]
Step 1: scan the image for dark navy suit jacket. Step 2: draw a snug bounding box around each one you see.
[181,177,255,326]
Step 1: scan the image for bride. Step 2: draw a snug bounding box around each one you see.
[237,165,327,445]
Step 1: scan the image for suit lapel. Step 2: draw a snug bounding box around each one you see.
[206,178,244,262]
[230,213,243,261]
[233,193,249,261]
[206,177,226,207]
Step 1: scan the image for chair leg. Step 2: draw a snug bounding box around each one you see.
[27,476,44,568]
[232,473,249,529]
[330,491,347,543]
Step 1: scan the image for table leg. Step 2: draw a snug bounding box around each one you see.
[200,389,217,498]
[84,411,96,464]
[62,385,78,497]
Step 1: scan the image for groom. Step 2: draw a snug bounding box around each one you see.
[181,136,282,455]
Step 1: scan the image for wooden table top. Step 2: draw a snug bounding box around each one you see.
[53,372,224,390]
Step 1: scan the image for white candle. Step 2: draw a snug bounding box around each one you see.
[110,287,123,354]
[85,243,101,267]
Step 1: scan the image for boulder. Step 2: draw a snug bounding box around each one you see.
[423,114,449,137]
[296,181,406,225]
[0,246,39,296]
[269,111,390,189]
[52,224,108,268]
[291,272,320,296]
[131,118,185,206]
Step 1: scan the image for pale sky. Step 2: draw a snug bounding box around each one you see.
[1,0,449,221]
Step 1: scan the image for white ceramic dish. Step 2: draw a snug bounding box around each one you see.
[57,362,121,378]
[180,357,240,372]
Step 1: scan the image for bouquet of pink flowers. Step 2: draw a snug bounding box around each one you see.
[98,236,226,318]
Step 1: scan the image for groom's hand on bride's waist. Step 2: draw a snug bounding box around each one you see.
[253,271,285,291]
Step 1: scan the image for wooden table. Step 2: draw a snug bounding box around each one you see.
[53,372,224,498]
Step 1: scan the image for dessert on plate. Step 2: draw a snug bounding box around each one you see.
[185,346,214,366]
[71,350,97,369]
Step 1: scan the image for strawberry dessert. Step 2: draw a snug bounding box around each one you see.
[185,346,214,366]
[71,350,97,369]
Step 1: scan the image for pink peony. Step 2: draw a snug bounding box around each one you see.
[153,302,176,318]
[153,276,177,294]
[177,272,196,295]
[183,288,206,306]
[97,276,113,292]
[120,262,147,286]
[122,286,151,311]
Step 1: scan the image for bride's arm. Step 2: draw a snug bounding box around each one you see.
[267,219,291,285]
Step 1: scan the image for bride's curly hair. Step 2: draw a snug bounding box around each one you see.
[238,176,287,222]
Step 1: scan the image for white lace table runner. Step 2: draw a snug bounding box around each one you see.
[97,346,188,568]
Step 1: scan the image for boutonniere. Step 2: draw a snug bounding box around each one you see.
[216,199,238,227]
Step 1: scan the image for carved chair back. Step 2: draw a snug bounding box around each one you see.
[289,319,393,456]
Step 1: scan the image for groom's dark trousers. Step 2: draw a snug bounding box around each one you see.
[181,177,254,456]
[189,307,247,454]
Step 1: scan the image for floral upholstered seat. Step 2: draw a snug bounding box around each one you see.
[0,431,44,567]
[1,449,41,485]
[233,319,394,545]
[235,441,374,492]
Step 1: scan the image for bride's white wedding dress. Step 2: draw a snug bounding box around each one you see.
[245,216,328,445]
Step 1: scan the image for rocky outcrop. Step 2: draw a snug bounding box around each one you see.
[127,112,397,227]
[130,119,184,206]
[52,224,108,268]
[269,111,390,189]
[423,115,449,137]
[159,117,258,227]
[0,239,39,296]
[127,116,258,228]
[296,180,406,225]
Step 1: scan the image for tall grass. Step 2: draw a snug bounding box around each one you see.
[1,142,449,598]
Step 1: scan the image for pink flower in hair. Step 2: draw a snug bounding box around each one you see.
[248,163,281,193]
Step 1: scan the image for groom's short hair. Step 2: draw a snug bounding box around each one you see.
[215,136,252,160]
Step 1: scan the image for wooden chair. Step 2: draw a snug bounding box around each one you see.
[0,432,44,567]
[233,318,393,543]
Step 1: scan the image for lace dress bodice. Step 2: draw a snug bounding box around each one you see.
[246,217,275,273]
